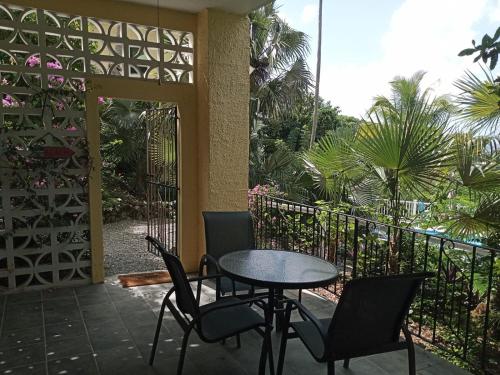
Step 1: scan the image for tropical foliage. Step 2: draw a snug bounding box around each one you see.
[99,99,158,222]
[459,26,500,70]
[454,68,500,135]
[305,72,454,226]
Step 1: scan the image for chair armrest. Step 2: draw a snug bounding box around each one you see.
[285,299,327,340]
[198,254,221,275]
[198,296,270,318]
[192,273,223,305]
[188,274,223,283]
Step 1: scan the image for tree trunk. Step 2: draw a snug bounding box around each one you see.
[309,0,323,148]
[389,172,401,273]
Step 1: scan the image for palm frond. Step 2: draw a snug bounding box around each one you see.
[452,133,500,191]
[454,68,500,135]
[445,193,500,239]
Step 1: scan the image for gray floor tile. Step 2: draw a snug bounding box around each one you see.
[44,307,82,326]
[85,319,127,337]
[76,293,110,306]
[80,303,117,323]
[0,343,45,370]
[43,298,79,311]
[0,326,44,349]
[93,346,146,375]
[42,288,76,301]
[150,355,202,375]
[74,284,107,296]
[0,362,46,375]
[3,309,43,330]
[46,336,92,361]
[119,309,158,328]
[5,301,42,315]
[6,292,42,305]
[88,326,134,351]
[45,321,86,342]
[47,354,99,375]
[127,323,179,360]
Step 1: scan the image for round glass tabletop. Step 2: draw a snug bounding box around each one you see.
[218,249,339,289]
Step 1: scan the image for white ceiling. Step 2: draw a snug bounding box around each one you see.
[115,0,272,15]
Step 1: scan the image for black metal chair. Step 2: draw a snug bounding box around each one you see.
[200,211,256,299]
[277,272,434,375]
[146,236,274,375]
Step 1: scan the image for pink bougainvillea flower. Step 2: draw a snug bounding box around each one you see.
[47,61,62,69]
[97,96,106,105]
[34,178,47,188]
[2,94,19,107]
[66,125,78,131]
[55,100,65,111]
[26,55,40,67]
[73,79,85,91]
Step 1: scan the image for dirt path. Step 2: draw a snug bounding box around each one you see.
[103,220,165,276]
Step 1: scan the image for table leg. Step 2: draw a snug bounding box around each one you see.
[268,287,275,324]
[275,288,284,331]
[267,288,286,331]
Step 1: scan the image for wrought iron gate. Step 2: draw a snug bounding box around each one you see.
[145,107,178,256]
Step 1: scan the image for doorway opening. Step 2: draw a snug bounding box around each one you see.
[98,98,178,277]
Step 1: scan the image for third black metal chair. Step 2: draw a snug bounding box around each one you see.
[277,272,433,375]
[146,236,274,375]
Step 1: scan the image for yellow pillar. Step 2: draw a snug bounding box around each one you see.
[196,9,250,257]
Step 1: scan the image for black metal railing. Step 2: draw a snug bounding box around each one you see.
[249,193,499,374]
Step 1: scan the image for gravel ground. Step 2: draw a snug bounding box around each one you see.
[103,219,165,276]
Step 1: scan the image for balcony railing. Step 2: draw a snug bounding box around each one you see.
[249,193,499,374]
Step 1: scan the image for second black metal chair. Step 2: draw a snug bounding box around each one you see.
[200,211,256,299]
[277,272,433,375]
[146,236,274,375]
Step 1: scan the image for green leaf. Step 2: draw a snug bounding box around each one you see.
[489,52,498,70]
[494,26,500,41]
[482,34,493,47]
[458,48,476,56]
[473,55,481,63]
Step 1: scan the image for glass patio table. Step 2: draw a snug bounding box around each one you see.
[218,249,339,330]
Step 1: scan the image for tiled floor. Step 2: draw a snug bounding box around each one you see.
[0,280,471,375]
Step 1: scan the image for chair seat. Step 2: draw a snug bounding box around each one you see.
[220,276,253,295]
[199,297,265,341]
[291,318,331,360]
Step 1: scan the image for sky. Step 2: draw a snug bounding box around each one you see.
[277,0,500,118]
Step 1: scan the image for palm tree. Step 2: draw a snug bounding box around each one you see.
[305,72,454,226]
[249,2,313,122]
[309,0,323,148]
[360,71,454,227]
[454,68,500,135]
[304,126,367,203]
[441,118,500,244]
[248,2,313,193]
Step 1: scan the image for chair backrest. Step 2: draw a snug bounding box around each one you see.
[202,211,255,274]
[145,236,199,317]
[325,272,432,359]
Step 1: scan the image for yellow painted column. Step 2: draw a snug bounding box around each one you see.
[85,83,104,283]
[196,9,250,256]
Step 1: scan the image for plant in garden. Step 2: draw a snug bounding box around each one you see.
[455,69,500,136]
[249,2,312,121]
[459,26,500,70]
[305,72,454,226]
[99,99,154,197]
[248,2,314,197]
